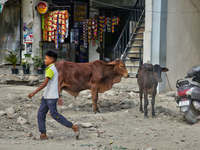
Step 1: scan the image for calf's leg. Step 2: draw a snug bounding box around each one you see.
[91,86,100,113]
[144,91,149,118]
[139,89,143,113]
[151,90,157,118]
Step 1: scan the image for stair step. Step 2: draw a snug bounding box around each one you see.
[130,39,143,41]
[137,26,145,28]
[124,52,143,54]
[129,48,143,51]
[126,67,139,74]
[128,73,138,76]
[123,58,140,61]
[133,32,143,35]
[127,45,142,48]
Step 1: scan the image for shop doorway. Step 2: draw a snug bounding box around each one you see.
[99,10,129,61]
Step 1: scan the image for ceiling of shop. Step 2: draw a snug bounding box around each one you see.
[90,0,138,9]
[5,0,20,5]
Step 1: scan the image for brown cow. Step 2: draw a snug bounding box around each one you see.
[55,58,129,113]
[136,63,169,118]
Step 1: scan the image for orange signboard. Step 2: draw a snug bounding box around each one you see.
[37,1,48,14]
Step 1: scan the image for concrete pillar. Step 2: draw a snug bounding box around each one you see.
[151,0,161,65]
[151,0,168,92]
[22,0,41,60]
[143,0,152,64]
[32,0,42,57]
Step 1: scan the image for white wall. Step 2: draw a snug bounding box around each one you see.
[166,0,200,91]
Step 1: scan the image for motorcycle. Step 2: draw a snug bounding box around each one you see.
[175,65,200,124]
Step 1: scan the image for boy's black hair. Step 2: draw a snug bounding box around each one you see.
[45,50,57,62]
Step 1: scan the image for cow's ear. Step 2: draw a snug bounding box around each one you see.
[162,68,169,72]
[107,58,120,65]
[108,60,117,65]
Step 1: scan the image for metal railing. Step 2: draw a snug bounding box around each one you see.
[113,0,145,60]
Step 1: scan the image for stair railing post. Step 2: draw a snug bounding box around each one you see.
[122,34,124,56]
[125,28,127,48]
[118,40,121,58]
[116,46,118,59]
[134,10,136,34]
[139,43,143,65]
[114,48,116,60]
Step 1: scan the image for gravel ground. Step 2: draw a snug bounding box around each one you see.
[0,78,200,150]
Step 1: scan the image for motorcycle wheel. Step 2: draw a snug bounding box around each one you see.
[184,104,198,124]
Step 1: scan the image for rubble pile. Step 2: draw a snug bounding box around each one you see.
[0,74,43,86]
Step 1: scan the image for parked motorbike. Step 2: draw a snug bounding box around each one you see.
[175,65,200,124]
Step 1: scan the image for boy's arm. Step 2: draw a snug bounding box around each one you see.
[28,77,50,99]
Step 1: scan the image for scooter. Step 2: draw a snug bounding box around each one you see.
[175,65,200,124]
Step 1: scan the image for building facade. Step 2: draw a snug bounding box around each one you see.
[144,0,200,92]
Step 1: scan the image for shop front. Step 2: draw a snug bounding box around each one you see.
[37,0,89,63]
[37,0,122,63]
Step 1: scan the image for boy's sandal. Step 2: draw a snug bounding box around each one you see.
[75,124,80,140]
[32,135,48,140]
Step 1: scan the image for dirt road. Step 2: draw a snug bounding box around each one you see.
[0,78,200,150]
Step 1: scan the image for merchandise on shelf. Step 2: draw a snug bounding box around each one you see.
[42,10,69,49]
[83,15,120,44]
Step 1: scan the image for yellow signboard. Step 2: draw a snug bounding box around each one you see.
[37,1,48,14]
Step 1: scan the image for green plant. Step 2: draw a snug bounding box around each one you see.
[32,55,43,68]
[31,46,44,69]
[21,53,31,69]
[4,50,18,69]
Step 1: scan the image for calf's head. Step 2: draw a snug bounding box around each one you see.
[153,64,169,82]
[108,58,129,78]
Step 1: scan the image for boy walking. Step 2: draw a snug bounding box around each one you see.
[28,50,80,140]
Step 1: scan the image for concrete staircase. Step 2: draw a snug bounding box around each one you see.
[122,14,145,77]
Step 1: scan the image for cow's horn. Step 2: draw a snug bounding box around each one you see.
[116,58,120,62]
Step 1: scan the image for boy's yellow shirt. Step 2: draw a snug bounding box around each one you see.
[45,63,54,79]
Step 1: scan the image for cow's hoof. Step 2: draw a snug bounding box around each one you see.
[152,115,156,118]
[144,116,148,119]
[94,111,100,114]
[140,111,143,114]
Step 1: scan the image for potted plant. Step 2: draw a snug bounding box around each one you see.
[21,53,31,74]
[32,55,44,74]
[4,50,19,74]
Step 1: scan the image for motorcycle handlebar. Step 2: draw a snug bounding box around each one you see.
[185,76,189,78]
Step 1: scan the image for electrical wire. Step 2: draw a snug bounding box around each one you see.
[91,0,137,11]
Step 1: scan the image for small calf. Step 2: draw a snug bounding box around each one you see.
[136,63,169,118]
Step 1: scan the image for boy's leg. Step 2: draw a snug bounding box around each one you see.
[46,98,73,128]
[37,97,49,134]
